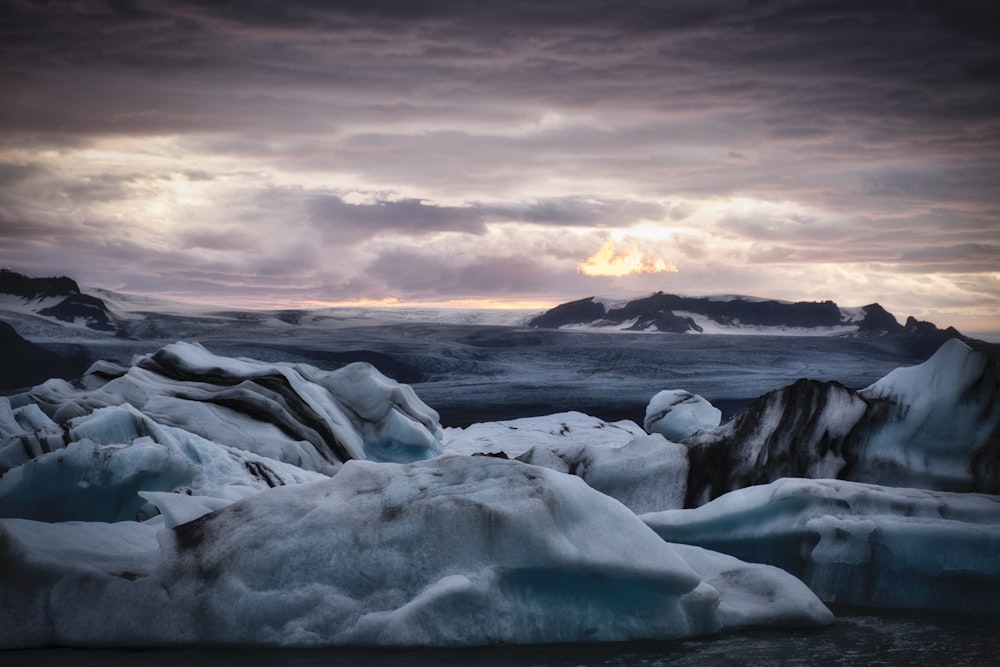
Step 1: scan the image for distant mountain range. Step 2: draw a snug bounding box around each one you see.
[0,268,118,333]
[0,269,969,348]
[527,292,964,344]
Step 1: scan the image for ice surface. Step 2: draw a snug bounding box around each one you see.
[644,390,721,440]
[442,411,646,457]
[682,338,1000,502]
[643,477,1000,613]
[514,433,689,514]
[8,341,443,472]
[856,338,1000,491]
[0,403,326,523]
[0,455,831,648]
[443,413,687,512]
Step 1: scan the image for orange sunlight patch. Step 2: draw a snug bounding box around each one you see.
[577,240,678,277]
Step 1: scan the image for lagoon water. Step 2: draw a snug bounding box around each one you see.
[6,611,998,667]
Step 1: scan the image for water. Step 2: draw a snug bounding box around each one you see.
[5,611,997,666]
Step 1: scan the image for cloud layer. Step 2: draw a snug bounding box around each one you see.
[1,1,998,331]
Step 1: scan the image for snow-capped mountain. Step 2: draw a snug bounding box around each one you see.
[0,268,118,333]
[529,293,964,344]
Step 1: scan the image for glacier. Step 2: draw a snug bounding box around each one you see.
[0,456,831,648]
[1,334,998,648]
[643,478,1000,613]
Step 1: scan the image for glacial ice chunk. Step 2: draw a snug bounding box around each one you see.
[8,341,444,472]
[0,403,326,523]
[0,456,831,648]
[442,411,646,457]
[643,477,1000,613]
[644,390,721,440]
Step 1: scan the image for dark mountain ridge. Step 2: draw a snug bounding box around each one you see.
[0,269,118,333]
[530,292,964,346]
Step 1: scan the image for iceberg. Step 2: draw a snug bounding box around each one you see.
[442,411,646,457]
[0,455,831,648]
[644,389,721,441]
[0,403,326,524]
[682,339,1000,504]
[643,478,1000,613]
[444,413,687,513]
[7,341,444,473]
[515,434,689,514]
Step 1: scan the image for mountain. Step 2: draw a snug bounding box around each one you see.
[0,268,118,333]
[529,292,965,345]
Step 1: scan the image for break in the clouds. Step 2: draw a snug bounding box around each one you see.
[1,0,999,332]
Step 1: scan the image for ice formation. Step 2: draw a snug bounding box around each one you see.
[643,478,1000,613]
[6,341,443,473]
[0,456,831,648]
[682,339,1000,504]
[2,334,999,650]
[644,390,721,441]
[443,413,686,513]
[514,434,688,514]
[442,411,646,458]
[0,403,325,524]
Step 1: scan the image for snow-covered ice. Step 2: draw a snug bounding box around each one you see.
[856,338,1000,491]
[7,341,444,473]
[644,389,721,440]
[2,335,998,650]
[643,477,1000,613]
[444,413,687,513]
[0,403,326,524]
[442,411,646,458]
[0,455,831,648]
[682,338,1000,503]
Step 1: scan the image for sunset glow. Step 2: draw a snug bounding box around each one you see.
[0,2,997,334]
[577,241,679,278]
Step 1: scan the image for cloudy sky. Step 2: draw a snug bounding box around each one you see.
[2,1,999,333]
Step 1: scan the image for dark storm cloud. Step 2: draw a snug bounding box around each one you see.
[4,1,997,138]
[366,250,558,298]
[306,196,486,236]
[1,0,998,321]
[479,198,664,227]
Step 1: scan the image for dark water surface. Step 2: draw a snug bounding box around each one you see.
[6,611,997,666]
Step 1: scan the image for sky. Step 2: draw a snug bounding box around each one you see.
[1,1,999,334]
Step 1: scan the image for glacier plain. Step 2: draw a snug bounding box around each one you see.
[1,300,998,649]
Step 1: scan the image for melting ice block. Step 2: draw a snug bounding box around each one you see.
[682,338,1000,503]
[0,403,326,523]
[644,390,722,441]
[0,456,831,648]
[5,341,444,472]
[643,477,1000,613]
[444,412,687,513]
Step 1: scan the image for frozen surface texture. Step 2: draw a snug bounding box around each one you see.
[644,390,722,441]
[0,403,325,524]
[442,412,646,458]
[0,456,831,648]
[444,413,686,513]
[5,341,444,474]
[683,339,1000,504]
[643,478,1000,613]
